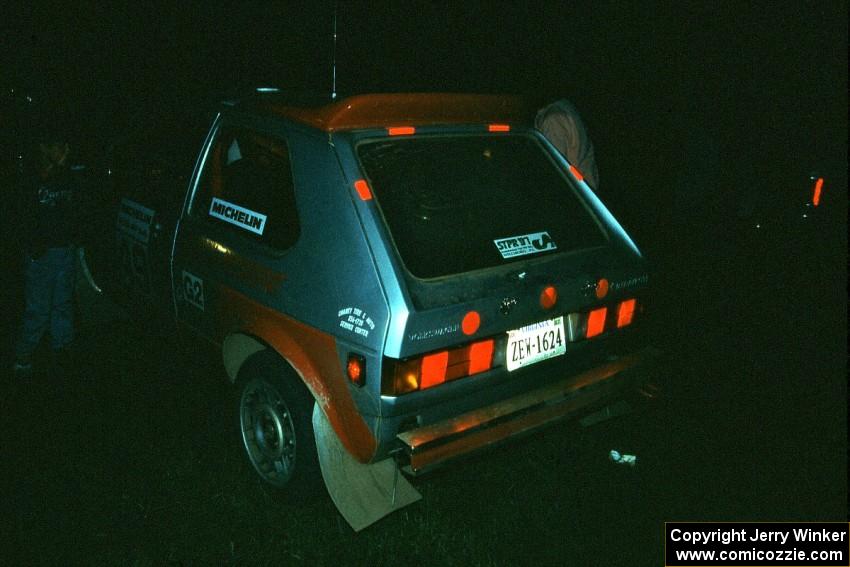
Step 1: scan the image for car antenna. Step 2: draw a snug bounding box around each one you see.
[331,0,338,100]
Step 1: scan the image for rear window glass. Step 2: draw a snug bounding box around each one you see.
[357,135,606,279]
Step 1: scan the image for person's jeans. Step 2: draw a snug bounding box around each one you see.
[15,246,77,359]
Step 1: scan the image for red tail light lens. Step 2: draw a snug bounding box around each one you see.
[384,338,495,395]
[420,351,449,389]
[617,299,636,328]
[488,124,511,132]
[586,307,607,338]
[468,339,495,375]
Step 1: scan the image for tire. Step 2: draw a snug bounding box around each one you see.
[236,352,320,496]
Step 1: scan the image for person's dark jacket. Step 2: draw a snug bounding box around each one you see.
[17,167,79,255]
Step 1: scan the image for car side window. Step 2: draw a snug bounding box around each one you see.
[192,126,300,251]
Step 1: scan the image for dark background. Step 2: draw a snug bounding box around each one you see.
[3,2,847,246]
[1,2,847,565]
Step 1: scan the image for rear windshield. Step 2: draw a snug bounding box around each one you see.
[357,134,606,279]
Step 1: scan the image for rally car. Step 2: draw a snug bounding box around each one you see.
[87,90,659,530]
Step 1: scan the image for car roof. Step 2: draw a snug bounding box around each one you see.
[241,92,532,132]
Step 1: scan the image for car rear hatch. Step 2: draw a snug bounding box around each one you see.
[352,126,652,470]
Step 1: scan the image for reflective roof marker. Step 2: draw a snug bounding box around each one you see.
[354,179,373,201]
[387,126,416,136]
[569,164,584,182]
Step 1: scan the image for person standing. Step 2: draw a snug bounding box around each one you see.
[535,98,600,191]
[12,131,79,376]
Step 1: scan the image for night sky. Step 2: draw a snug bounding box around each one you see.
[5,3,847,133]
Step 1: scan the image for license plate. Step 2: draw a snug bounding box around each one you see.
[506,316,566,371]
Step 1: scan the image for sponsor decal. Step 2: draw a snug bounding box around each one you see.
[117,198,155,244]
[493,231,557,259]
[181,271,205,311]
[209,197,267,235]
[337,307,376,339]
[116,199,155,293]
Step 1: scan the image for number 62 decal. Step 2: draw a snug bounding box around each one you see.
[182,271,205,311]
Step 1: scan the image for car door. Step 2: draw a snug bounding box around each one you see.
[171,118,300,340]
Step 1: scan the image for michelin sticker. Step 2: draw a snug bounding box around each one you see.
[493,231,557,259]
[181,271,205,311]
[209,197,267,235]
[338,307,376,339]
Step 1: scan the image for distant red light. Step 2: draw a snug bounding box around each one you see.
[462,311,481,335]
[812,177,824,207]
[488,124,511,132]
[354,179,372,201]
[388,126,416,136]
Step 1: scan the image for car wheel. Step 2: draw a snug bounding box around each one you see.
[237,353,320,495]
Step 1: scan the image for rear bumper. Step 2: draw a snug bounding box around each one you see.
[396,346,660,474]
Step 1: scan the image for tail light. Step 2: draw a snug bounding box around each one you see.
[383,339,495,395]
[567,298,639,341]
[586,307,607,338]
[617,299,637,328]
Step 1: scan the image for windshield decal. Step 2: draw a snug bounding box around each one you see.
[493,231,557,259]
[209,197,267,235]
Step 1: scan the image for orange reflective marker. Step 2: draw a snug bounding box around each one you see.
[346,355,364,386]
[468,339,494,375]
[387,126,416,136]
[586,307,607,338]
[569,164,584,182]
[617,299,636,328]
[595,278,609,299]
[488,124,511,132]
[540,285,558,309]
[812,177,824,207]
[421,351,449,389]
[353,179,372,201]
[462,311,481,335]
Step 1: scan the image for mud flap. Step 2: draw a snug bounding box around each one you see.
[312,404,421,532]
